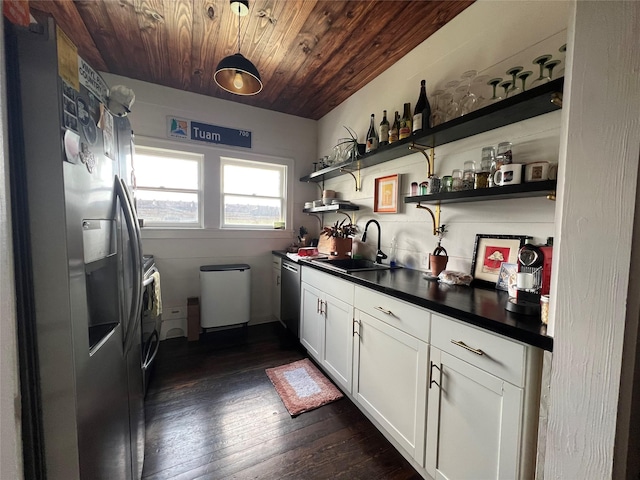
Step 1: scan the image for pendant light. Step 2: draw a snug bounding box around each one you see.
[214,0,263,96]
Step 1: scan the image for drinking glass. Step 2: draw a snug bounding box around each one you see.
[499,80,513,99]
[462,161,475,190]
[530,54,553,88]
[557,44,567,77]
[488,78,503,103]
[496,141,513,165]
[517,70,533,93]
[452,169,463,191]
[459,70,478,115]
[430,89,446,127]
[506,66,523,96]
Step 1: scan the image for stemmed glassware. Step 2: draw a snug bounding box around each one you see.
[471,75,490,110]
[444,80,461,121]
[499,80,513,99]
[506,66,523,96]
[544,60,561,82]
[430,89,446,127]
[458,70,478,115]
[517,70,533,93]
[488,78,503,103]
[557,44,567,77]
[530,54,553,88]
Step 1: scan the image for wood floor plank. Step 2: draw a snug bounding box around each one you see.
[142,323,421,479]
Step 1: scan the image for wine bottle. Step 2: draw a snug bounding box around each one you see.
[412,79,432,133]
[365,113,379,153]
[399,103,412,140]
[389,111,400,144]
[379,110,390,146]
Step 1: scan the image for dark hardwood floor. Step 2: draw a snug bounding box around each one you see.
[142,323,423,480]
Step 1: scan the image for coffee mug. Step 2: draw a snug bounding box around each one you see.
[524,162,550,182]
[493,163,523,186]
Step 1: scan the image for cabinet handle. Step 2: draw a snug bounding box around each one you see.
[317,298,321,313]
[276,275,280,286]
[450,339,485,356]
[374,306,394,316]
[319,300,325,315]
[352,318,360,337]
[429,361,441,389]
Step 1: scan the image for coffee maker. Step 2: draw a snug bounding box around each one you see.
[505,240,553,316]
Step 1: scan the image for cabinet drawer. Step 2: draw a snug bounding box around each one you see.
[431,314,527,387]
[301,267,354,304]
[272,255,282,269]
[354,286,430,341]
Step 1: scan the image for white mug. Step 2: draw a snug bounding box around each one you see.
[524,162,550,182]
[493,163,523,186]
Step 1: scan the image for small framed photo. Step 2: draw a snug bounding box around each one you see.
[496,262,518,292]
[374,174,400,213]
[471,234,530,288]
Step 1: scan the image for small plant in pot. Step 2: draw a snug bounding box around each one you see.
[335,126,365,163]
[321,219,357,259]
[429,224,448,277]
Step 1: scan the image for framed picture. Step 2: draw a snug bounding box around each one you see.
[470,234,530,287]
[374,174,399,213]
[496,262,518,292]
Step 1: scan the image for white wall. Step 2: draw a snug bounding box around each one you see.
[102,73,318,329]
[0,17,24,480]
[546,1,640,477]
[317,1,568,286]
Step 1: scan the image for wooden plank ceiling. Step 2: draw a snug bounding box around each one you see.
[30,0,474,120]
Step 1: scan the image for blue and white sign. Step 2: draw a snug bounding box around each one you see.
[168,116,252,149]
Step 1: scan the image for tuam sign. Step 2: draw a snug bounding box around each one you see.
[168,117,251,149]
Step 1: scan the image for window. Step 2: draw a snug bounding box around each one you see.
[221,157,287,229]
[134,146,202,227]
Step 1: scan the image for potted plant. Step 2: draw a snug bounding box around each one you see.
[335,126,365,164]
[321,219,357,259]
[298,226,309,246]
[429,224,448,276]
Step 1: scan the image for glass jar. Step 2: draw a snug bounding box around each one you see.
[452,169,463,191]
[441,175,453,192]
[476,148,493,189]
[462,161,475,190]
[427,175,441,194]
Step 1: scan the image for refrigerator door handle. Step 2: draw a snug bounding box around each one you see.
[115,175,143,354]
[142,330,160,371]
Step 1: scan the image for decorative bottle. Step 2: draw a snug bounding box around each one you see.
[412,79,432,133]
[399,103,412,140]
[365,114,379,153]
[389,111,400,144]
[379,110,390,146]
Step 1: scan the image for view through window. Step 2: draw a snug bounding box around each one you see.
[221,157,287,228]
[134,146,202,227]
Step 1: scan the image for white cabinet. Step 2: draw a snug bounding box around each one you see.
[300,267,354,392]
[353,309,428,466]
[426,314,542,480]
[271,255,281,322]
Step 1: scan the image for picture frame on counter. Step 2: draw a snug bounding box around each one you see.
[471,234,530,288]
[374,173,400,213]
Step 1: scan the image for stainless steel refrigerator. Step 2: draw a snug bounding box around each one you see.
[7,18,145,480]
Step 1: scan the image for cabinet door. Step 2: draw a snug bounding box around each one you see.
[322,294,353,392]
[271,265,281,322]
[353,310,428,465]
[300,282,323,361]
[426,348,523,480]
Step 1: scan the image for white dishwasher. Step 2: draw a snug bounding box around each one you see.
[199,264,251,328]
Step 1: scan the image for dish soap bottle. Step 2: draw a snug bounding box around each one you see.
[389,236,398,267]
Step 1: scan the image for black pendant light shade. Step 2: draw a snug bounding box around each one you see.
[214,0,263,96]
[214,53,263,95]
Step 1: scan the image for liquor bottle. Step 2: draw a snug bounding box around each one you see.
[379,110,390,146]
[412,79,432,133]
[389,111,400,144]
[399,103,412,140]
[365,113,379,153]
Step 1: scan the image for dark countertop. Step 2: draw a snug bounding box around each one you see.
[271,250,552,351]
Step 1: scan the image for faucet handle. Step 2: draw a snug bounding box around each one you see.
[376,250,388,264]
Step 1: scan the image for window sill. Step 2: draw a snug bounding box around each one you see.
[139,228,294,240]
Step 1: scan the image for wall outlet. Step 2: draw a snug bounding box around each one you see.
[421,255,429,268]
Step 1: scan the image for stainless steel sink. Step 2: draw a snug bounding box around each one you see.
[311,258,401,273]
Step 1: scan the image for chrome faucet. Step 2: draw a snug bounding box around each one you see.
[362,219,388,264]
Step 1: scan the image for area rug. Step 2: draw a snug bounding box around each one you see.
[265,358,344,416]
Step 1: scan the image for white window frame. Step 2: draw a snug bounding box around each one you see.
[220,156,288,230]
[134,145,203,228]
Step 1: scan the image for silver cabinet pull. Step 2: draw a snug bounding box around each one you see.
[451,339,485,356]
[352,318,360,337]
[374,306,394,316]
[320,300,325,315]
[317,298,321,313]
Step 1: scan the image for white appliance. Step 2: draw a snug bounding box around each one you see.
[200,264,251,328]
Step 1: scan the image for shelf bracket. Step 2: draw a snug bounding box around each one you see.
[305,213,323,228]
[409,142,434,178]
[547,190,556,201]
[339,167,361,192]
[337,210,355,224]
[415,203,441,236]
